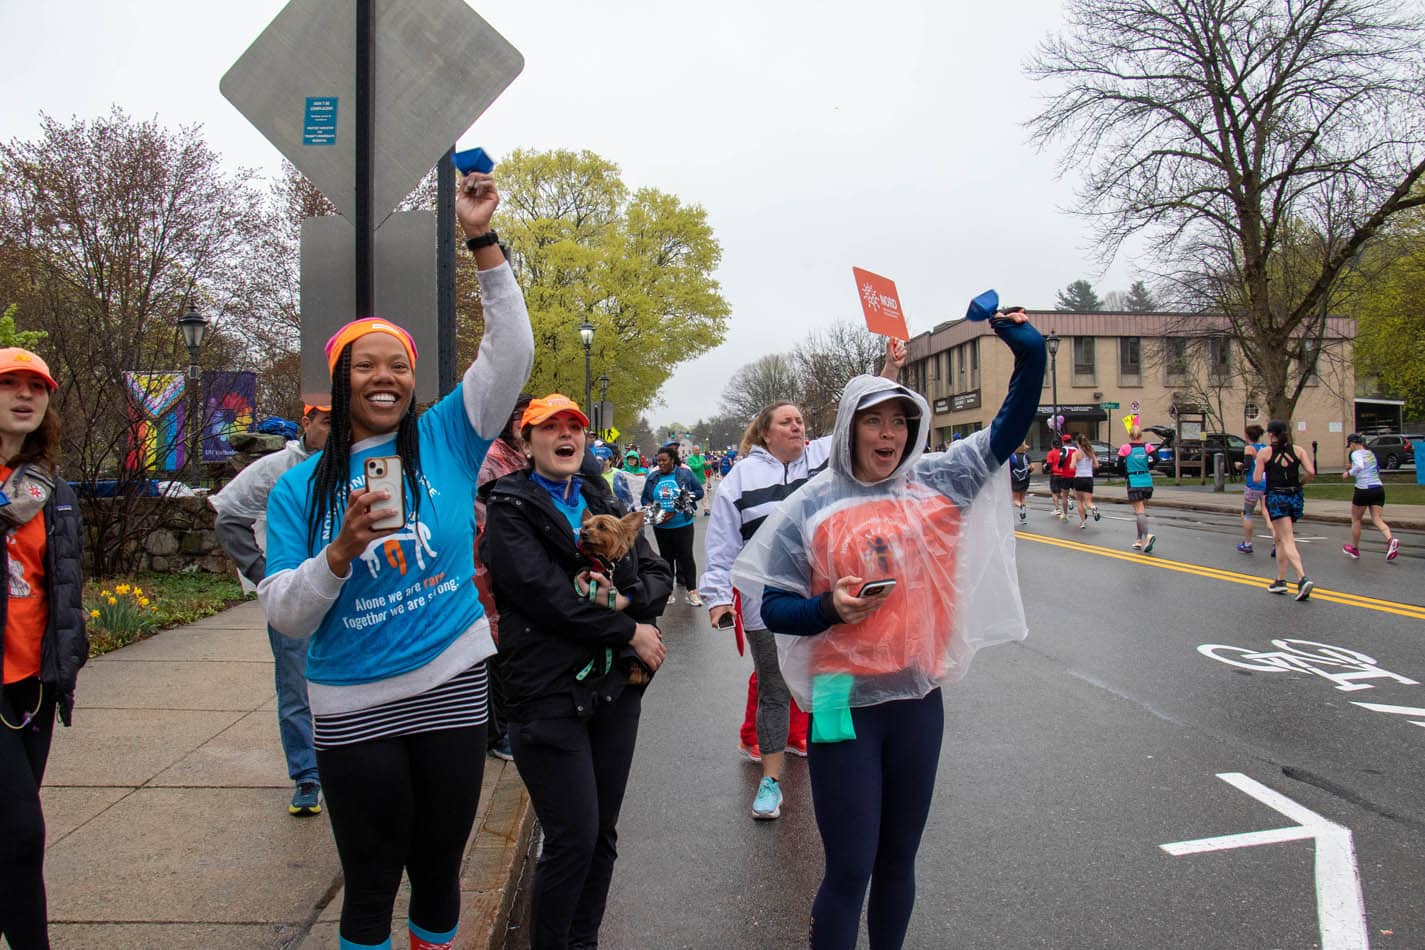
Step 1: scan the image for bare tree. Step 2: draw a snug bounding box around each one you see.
[1027,0,1425,420]
[719,353,800,426]
[0,108,271,574]
[791,320,885,435]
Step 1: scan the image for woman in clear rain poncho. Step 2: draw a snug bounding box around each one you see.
[733,308,1044,949]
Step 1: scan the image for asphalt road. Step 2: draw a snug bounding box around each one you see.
[579,500,1425,949]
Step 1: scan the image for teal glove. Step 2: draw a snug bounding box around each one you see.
[810,673,857,743]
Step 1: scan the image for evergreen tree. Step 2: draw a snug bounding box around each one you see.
[1055,279,1104,312]
[1124,280,1158,312]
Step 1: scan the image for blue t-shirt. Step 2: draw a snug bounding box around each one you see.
[646,471,692,529]
[265,385,493,687]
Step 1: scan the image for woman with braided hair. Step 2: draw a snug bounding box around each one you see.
[258,170,533,950]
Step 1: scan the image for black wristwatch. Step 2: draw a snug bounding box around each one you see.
[465,229,500,251]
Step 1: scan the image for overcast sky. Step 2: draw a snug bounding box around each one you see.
[0,0,1142,430]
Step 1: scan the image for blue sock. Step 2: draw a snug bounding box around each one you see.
[409,919,458,949]
[339,937,391,950]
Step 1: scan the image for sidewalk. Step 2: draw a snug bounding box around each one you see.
[42,600,535,950]
[1031,478,1425,530]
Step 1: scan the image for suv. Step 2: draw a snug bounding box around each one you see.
[1364,434,1417,469]
[1176,432,1248,475]
[1142,425,1176,473]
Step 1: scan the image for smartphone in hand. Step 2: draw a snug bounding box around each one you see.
[715,612,736,629]
[363,456,406,530]
[856,578,896,598]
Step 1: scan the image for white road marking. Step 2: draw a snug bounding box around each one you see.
[1349,701,1425,728]
[1160,772,1369,950]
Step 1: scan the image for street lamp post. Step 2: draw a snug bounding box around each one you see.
[578,319,595,425]
[176,304,210,484]
[596,373,610,436]
[1046,330,1060,447]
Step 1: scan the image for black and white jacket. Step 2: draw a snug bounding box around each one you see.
[697,438,830,630]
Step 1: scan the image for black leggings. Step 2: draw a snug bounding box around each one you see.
[509,687,642,950]
[652,523,697,589]
[316,723,487,945]
[807,690,944,950]
[0,678,57,950]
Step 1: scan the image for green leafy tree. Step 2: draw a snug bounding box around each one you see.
[1352,210,1425,415]
[1055,279,1103,312]
[493,149,730,419]
[0,304,46,348]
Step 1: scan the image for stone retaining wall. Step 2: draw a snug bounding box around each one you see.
[80,496,235,575]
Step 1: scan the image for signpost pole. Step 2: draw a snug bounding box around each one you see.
[355,0,375,318]
[437,144,456,395]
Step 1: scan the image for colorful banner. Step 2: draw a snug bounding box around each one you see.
[202,371,257,462]
[124,372,187,473]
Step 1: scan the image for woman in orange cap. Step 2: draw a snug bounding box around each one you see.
[481,394,671,950]
[0,347,88,950]
[258,171,534,950]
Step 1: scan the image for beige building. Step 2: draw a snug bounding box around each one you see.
[902,310,1359,469]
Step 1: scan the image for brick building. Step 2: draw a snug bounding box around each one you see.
[902,310,1358,469]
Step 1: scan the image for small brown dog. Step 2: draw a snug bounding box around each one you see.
[577,509,654,685]
[578,509,645,571]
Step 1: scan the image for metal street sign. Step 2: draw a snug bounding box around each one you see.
[1100,401,1120,410]
[221,0,524,221]
[299,212,438,402]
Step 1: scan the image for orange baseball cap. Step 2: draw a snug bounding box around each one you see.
[520,394,589,429]
[324,318,418,376]
[303,403,332,415]
[0,348,58,390]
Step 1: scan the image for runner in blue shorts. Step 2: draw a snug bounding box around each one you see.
[1255,420,1316,600]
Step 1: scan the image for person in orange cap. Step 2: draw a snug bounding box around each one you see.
[257,170,535,950]
[0,347,88,950]
[481,393,672,950]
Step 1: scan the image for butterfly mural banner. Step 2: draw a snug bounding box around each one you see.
[125,370,258,472]
[202,371,256,462]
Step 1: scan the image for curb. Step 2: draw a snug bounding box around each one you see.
[1026,487,1425,531]
[458,759,537,950]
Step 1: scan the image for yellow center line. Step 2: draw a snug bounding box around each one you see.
[1018,532,1425,621]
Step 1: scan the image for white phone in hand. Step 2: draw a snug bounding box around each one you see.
[363,456,406,530]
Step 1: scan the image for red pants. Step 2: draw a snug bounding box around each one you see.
[739,672,808,749]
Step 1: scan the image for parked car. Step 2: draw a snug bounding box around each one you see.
[1090,441,1121,477]
[1364,434,1417,469]
[1175,432,1248,474]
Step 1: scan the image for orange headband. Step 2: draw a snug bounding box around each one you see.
[324,319,418,376]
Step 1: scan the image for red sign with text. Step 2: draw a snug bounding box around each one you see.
[852,267,910,340]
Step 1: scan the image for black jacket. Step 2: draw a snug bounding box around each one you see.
[481,470,672,722]
[0,478,88,725]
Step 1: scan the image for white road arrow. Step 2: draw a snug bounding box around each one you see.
[1350,701,1425,728]
[1160,772,1369,950]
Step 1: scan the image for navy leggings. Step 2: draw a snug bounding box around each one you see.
[807,689,944,950]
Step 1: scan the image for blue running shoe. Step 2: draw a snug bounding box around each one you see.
[752,777,782,820]
[289,782,322,817]
[1236,541,1253,554]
